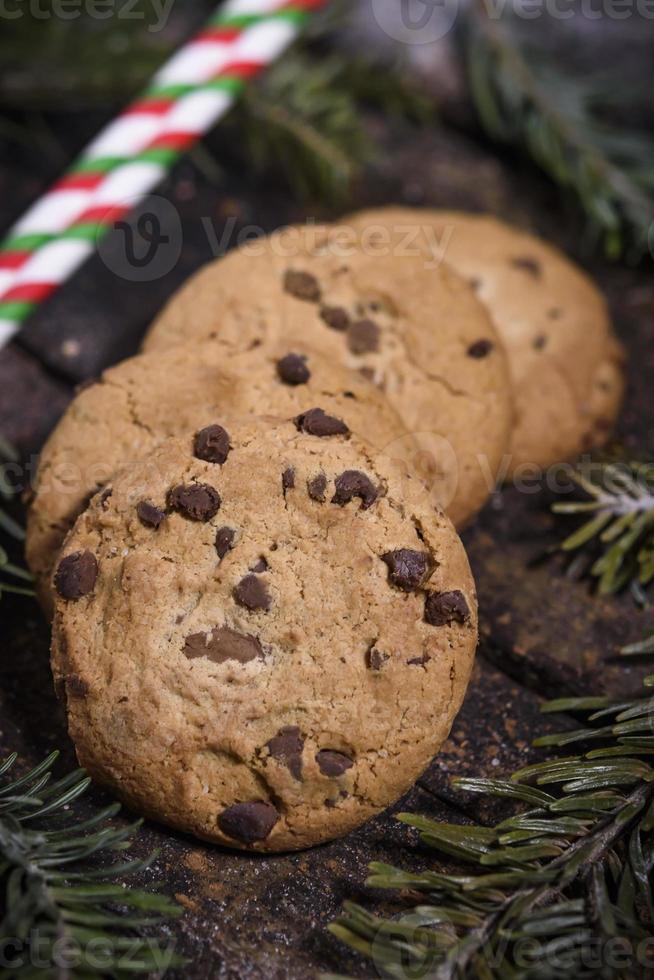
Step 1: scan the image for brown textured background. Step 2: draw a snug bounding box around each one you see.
[1,4,654,976]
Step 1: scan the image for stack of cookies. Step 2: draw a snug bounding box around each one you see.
[26,211,625,852]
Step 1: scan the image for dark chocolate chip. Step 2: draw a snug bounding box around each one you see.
[295,408,349,438]
[282,468,295,492]
[511,256,542,277]
[266,727,304,780]
[277,353,310,386]
[218,801,279,843]
[283,269,321,302]
[168,483,221,521]
[137,501,166,529]
[533,334,548,351]
[467,339,494,359]
[215,526,236,559]
[381,549,430,591]
[307,473,327,502]
[183,626,264,664]
[425,590,471,627]
[548,307,562,320]
[407,653,431,667]
[320,305,350,331]
[194,424,231,465]
[234,574,271,612]
[54,551,98,600]
[468,277,482,292]
[347,318,380,354]
[67,674,89,698]
[316,750,353,778]
[251,557,268,573]
[332,470,377,510]
[366,647,389,671]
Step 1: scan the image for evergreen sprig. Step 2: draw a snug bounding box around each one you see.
[464,5,654,261]
[0,750,184,978]
[328,677,654,979]
[0,438,33,601]
[551,460,654,603]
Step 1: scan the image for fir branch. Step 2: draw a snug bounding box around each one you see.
[0,438,34,601]
[225,45,433,204]
[464,4,654,261]
[328,677,654,979]
[0,750,184,978]
[551,459,654,601]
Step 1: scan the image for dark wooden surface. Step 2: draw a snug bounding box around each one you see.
[2,14,654,979]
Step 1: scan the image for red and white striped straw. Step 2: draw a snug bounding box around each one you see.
[0,0,327,347]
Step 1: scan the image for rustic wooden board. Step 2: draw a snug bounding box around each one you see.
[1,40,652,980]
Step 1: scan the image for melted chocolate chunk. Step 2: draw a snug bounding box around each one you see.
[234,574,271,612]
[250,557,268,573]
[194,424,231,465]
[277,353,310,386]
[407,653,431,667]
[137,501,166,529]
[511,256,542,278]
[282,468,296,492]
[424,590,470,627]
[67,674,89,698]
[283,269,321,302]
[215,526,236,559]
[347,318,380,354]
[533,334,548,351]
[307,473,327,502]
[366,647,389,671]
[218,801,279,843]
[381,549,430,591]
[266,727,304,780]
[467,339,494,359]
[54,551,98,600]
[316,750,353,778]
[168,483,221,521]
[332,470,377,509]
[295,408,349,438]
[183,626,263,664]
[320,305,350,331]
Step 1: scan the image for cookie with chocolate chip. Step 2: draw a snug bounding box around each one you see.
[142,223,514,528]
[346,208,625,474]
[27,338,411,617]
[51,417,477,852]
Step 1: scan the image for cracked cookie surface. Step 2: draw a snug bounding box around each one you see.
[51,418,478,852]
[345,208,625,474]
[143,224,514,528]
[26,339,410,616]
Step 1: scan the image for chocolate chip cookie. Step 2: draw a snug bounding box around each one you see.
[26,339,410,616]
[143,224,514,527]
[345,208,625,474]
[51,418,478,852]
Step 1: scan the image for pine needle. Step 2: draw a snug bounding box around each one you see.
[328,676,654,979]
[464,3,654,261]
[551,459,654,600]
[0,751,184,977]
